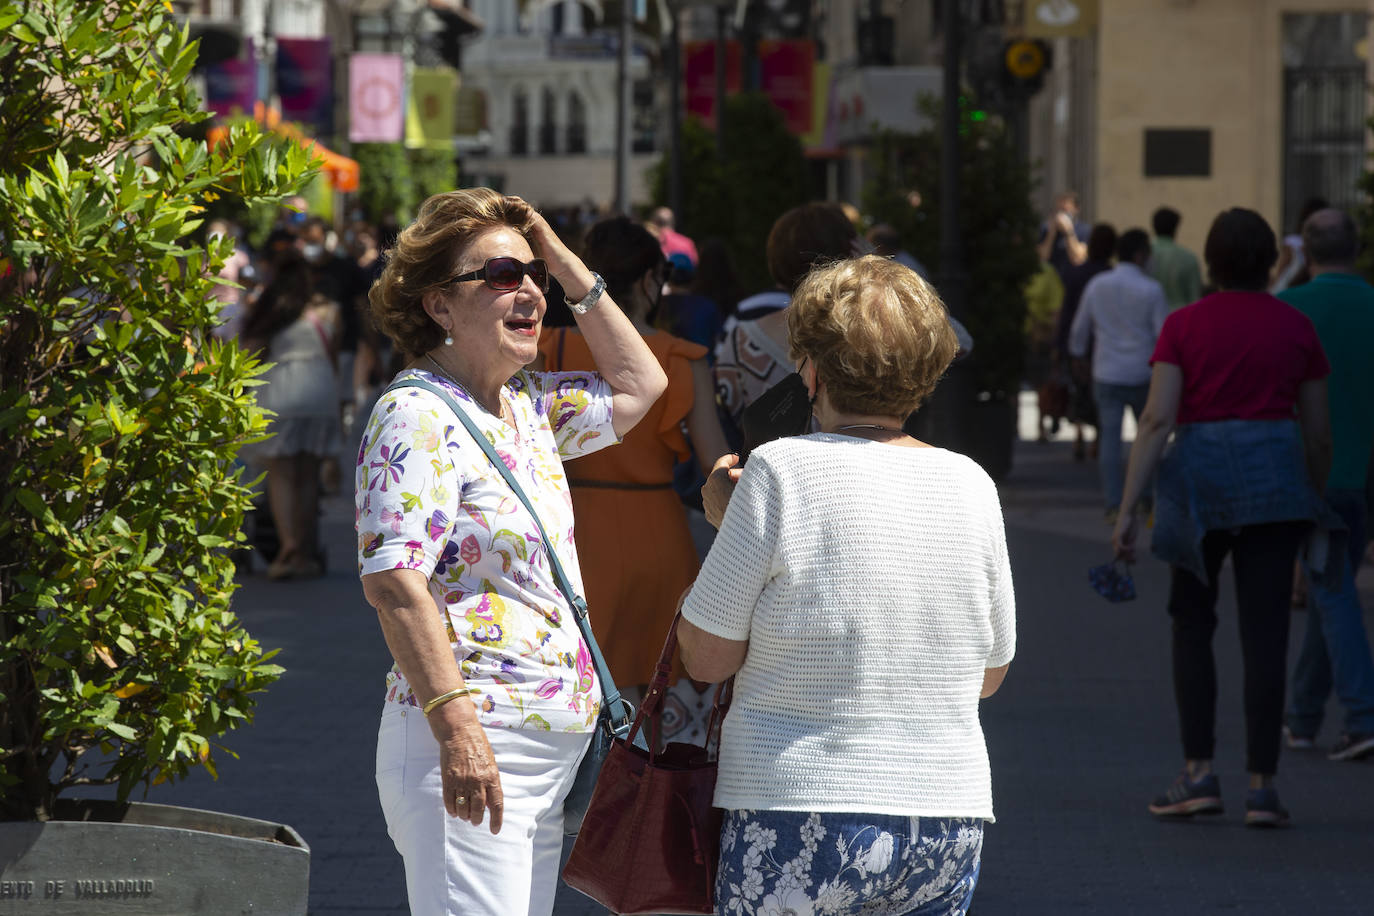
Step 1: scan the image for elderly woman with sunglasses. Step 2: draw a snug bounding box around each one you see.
[356,189,666,916]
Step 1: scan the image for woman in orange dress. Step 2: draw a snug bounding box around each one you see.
[537,216,729,739]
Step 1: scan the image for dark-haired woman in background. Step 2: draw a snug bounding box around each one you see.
[241,250,341,580]
[1112,207,1332,827]
[536,217,730,731]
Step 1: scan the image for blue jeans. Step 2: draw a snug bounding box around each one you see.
[1288,489,1374,737]
[1093,381,1151,511]
[715,810,983,916]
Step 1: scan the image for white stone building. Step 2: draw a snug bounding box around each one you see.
[459,0,657,207]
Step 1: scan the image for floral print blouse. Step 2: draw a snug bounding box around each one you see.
[355,367,617,733]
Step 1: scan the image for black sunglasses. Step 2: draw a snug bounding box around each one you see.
[446,256,549,293]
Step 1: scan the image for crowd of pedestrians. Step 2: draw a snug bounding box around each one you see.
[1031,192,1374,829]
[206,181,1374,915]
[209,198,392,579]
[334,191,1011,916]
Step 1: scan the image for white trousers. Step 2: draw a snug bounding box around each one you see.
[375,704,591,916]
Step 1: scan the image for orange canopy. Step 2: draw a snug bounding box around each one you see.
[206,102,360,193]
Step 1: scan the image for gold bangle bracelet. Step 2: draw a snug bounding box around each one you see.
[422,687,469,717]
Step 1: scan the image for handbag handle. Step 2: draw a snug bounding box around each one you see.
[628,612,732,759]
[384,377,631,737]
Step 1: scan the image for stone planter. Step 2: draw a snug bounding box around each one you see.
[0,799,309,915]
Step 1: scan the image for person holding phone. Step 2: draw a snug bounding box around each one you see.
[681,255,1016,915]
[1037,190,1090,283]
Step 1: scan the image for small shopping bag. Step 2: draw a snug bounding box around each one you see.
[1088,560,1137,603]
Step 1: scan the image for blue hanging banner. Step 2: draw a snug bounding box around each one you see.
[276,37,334,135]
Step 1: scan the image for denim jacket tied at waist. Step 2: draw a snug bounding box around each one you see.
[1152,419,1345,586]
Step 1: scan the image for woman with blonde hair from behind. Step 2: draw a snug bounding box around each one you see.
[680,255,1017,915]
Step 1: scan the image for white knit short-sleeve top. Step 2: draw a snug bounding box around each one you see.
[681,433,1015,820]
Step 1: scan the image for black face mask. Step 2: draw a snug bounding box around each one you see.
[739,372,815,463]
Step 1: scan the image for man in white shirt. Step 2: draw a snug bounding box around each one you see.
[1069,228,1170,519]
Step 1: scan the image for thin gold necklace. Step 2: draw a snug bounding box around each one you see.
[425,354,506,420]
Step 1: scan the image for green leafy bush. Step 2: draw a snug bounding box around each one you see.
[864,97,1041,396]
[351,144,459,226]
[409,148,459,209]
[650,93,812,293]
[0,0,314,820]
[352,142,417,225]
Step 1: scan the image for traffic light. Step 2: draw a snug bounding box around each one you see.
[1001,38,1051,97]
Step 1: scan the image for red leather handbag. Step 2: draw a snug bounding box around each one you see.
[562,615,731,915]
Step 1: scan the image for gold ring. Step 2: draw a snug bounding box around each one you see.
[456,795,467,806]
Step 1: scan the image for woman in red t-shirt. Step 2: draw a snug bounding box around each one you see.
[1111,208,1332,828]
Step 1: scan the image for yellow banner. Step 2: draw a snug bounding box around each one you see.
[406,68,458,151]
[801,61,831,150]
[1022,0,1098,39]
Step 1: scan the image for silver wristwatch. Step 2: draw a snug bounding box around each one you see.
[564,272,606,315]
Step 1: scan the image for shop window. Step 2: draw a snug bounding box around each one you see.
[510,89,529,156]
[632,78,656,153]
[539,86,557,154]
[567,91,587,154]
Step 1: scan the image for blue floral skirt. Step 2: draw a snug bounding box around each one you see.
[715,809,984,916]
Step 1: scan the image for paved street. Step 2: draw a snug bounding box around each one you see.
[129,426,1374,914]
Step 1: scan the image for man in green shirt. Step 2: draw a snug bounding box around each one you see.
[1149,207,1203,309]
[1279,207,1374,762]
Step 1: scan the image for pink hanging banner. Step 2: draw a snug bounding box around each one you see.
[683,40,741,129]
[758,40,815,136]
[349,53,405,144]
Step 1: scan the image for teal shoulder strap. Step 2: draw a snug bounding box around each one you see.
[384,377,629,734]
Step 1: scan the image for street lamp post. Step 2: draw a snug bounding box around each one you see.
[939,0,965,323]
[907,0,972,452]
[713,3,727,158]
[659,0,733,227]
[613,0,633,215]
[666,7,683,219]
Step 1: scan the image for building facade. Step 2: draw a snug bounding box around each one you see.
[671,0,946,207]
[457,0,656,207]
[1039,0,1374,253]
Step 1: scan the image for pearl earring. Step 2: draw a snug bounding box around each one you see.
[444,329,453,346]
